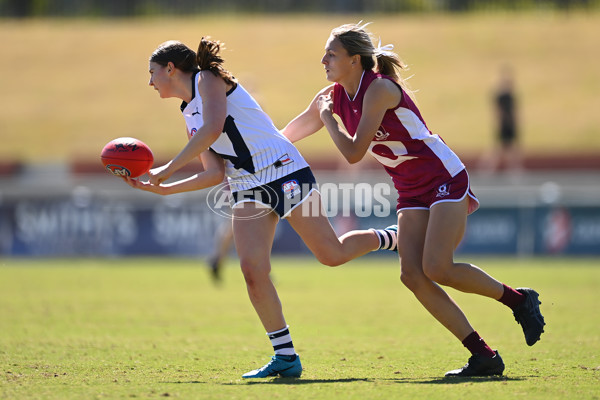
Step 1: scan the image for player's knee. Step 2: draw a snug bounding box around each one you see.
[399,263,424,291]
[422,260,452,285]
[239,259,270,287]
[308,244,346,267]
[315,252,345,267]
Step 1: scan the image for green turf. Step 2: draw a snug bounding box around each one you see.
[1,256,598,399]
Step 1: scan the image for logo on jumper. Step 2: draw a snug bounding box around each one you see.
[282,180,301,199]
[190,128,197,137]
[436,183,450,198]
[374,126,390,141]
[273,154,293,168]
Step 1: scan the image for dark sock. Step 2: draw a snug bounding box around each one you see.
[462,331,496,358]
[278,354,297,361]
[498,284,525,309]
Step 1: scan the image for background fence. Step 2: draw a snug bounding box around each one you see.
[2,169,599,257]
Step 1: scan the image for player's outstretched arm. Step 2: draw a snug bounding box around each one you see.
[123,150,225,195]
[281,85,334,143]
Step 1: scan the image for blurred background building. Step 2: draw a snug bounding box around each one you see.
[1,0,597,16]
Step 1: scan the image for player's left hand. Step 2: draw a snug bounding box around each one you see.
[122,176,164,194]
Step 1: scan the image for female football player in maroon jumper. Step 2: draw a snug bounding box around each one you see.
[282,22,545,377]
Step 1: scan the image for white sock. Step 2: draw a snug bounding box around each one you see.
[371,228,398,251]
[267,325,296,356]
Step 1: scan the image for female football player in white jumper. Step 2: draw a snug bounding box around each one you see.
[123,38,398,379]
[282,23,546,377]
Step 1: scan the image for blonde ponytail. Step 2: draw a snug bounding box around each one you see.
[331,23,414,98]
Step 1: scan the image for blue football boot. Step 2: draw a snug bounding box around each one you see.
[242,354,302,379]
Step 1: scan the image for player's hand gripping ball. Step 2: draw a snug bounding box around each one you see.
[101,137,154,178]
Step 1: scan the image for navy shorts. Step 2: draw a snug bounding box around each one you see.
[231,167,318,218]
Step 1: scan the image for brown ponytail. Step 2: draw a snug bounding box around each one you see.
[196,37,236,86]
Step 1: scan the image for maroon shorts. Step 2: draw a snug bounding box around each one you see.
[396,169,480,215]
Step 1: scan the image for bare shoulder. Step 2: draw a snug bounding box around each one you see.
[366,77,402,108]
[371,77,401,94]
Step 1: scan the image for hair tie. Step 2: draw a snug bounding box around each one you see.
[375,38,395,57]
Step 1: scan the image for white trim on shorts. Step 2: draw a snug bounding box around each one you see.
[396,170,480,215]
[281,188,320,219]
[231,198,272,211]
[231,188,320,220]
[396,206,429,214]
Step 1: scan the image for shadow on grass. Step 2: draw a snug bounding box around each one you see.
[240,375,526,385]
[233,377,373,385]
[384,375,525,384]
[169,375,526,386]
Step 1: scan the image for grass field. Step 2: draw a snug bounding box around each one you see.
[1,12,600,165]
[1,256,598,399]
